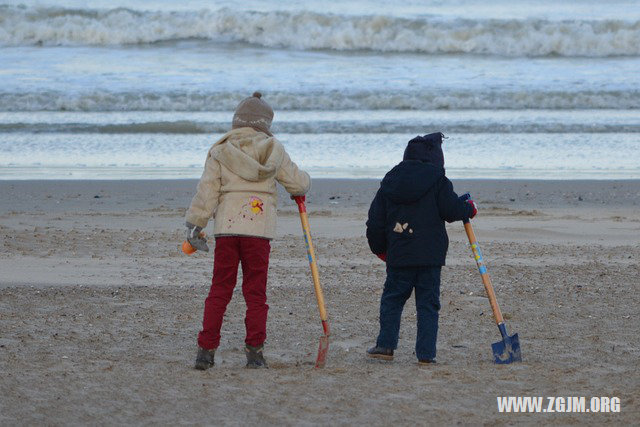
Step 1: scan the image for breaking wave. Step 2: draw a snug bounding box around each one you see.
[1,5,639,57]
[2,120,639,134]
[2,90,640,112]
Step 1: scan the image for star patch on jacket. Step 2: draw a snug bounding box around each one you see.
[393,222,413,234]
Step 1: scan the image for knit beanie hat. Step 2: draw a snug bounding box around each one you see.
[403,132,445,168]
[232,92,274,136]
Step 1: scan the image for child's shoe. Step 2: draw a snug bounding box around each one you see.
[418,358,436,365]
[367,346,394,361]
[194,347,215,370]
[245,344,268,368]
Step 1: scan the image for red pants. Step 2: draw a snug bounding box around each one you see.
[197,236,271,350]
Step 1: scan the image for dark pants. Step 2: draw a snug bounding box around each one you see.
[376,266,441,360]
[197,236,270,350]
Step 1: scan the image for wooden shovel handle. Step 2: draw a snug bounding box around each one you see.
[463,220,504,325]
[294,196,329,323]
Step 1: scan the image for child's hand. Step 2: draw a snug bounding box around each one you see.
[466,199,478,219]
[459,193,478,219]
[186,222,210,252]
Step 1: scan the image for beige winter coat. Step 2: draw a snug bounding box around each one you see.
[186,127,310,240]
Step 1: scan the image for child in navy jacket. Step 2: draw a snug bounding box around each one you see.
[366,132,477,364]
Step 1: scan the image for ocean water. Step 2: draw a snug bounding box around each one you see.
[1,0,639,179]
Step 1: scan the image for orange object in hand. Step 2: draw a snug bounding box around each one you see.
[182,231,206,255]
[182,240,197,255]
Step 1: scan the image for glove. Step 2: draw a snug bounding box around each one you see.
[466,199,478,219]
[459,193,477,219]
[376,253,387,262]
[186,222,209,252]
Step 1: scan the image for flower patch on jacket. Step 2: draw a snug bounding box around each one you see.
[249,196,264,214]
[225,196,266,230]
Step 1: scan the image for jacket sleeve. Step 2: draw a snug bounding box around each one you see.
[366,189,387,255]
[275,149,311,196]
[185,151,222,228]
[436,176,472,223]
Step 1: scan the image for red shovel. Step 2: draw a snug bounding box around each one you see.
[293,195,330,368]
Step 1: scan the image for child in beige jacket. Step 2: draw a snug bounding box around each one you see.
[186,92,310,369]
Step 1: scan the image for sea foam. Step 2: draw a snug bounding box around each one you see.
[1,5,639,57]
[2,89,639,112]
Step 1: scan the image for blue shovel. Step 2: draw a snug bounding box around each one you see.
[462,195,522,364]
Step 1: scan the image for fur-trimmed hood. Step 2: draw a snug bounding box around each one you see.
[211,127,285,182]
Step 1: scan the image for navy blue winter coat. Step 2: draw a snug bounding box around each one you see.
[366,160,473,267]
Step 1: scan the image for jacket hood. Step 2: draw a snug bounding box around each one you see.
[380,161,444,204]
[211,127,284,182]
[403,132,445,168]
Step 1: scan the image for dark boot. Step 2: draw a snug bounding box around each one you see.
[245,344,268,369]
[367,346,394,361]
[418,358,436,365]
[194,347,215,370]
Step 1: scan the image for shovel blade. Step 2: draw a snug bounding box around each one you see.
[314,335,329,368]
[492,333,522,364]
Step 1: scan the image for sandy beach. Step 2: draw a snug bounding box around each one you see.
[0,178,639,425]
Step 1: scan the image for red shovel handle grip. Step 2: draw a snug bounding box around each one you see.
[292,195,307,212]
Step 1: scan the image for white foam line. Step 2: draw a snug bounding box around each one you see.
[1,6,639,57]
